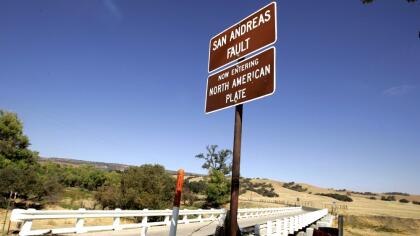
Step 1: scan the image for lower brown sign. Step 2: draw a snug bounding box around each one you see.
[205,47,276,114]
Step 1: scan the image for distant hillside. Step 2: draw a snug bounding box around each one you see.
[39,157,129,171]
[39,157,203,176]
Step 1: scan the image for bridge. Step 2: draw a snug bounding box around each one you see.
[10,207,331,236]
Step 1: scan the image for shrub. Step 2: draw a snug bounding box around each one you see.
[351,191,377,196]
[412,201,420,205]
[182,190,197,206]
[206,169,230,207]
[190,180,208,194]
[182,178,207,206]
[399,199,410,203]
[283,182,307,192]
[316,193,353,202]
[0,159,62,206]
[240,179,279,197]
[368,196,376,200]
[381,195,396,201]
[95,165,175,210]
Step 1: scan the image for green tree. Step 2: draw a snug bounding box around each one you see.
[0,162,36,199]
[188,180,208,194]
[96,165,175,210]
[79,165,107,190]
[0,110,38,163]
[57,164,109,190]
[120,165,174,209]
[195,145,232,175]
[206,169,230,208]
[94,171,121,209]
[0,110,62,206]
[95,185,120,209]
[196,145,233,208]
[103,171,121,187]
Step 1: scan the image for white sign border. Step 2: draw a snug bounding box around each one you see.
[207,1,277,74]
[205,46,276,114]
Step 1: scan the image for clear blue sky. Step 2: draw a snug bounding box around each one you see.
[1,1,419,194]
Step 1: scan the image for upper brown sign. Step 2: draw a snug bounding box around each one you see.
[205,47,276,114]
[208,2,277,73]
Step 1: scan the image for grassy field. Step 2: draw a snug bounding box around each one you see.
[343,215,420,236]
[236,178,420,236]
[239,179,420,218]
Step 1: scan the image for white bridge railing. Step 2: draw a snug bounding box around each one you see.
[11,207,303,236]
[249,209,329,236]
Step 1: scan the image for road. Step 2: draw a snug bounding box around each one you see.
[77,209,309,236]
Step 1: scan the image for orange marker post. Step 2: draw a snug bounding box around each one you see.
[169,169,185,236]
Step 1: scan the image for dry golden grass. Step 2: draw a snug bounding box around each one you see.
[30,217,135,229]
[0,209,12,233]
[235,178,420,236]
[238,178,420,219]
[343,215,420,236]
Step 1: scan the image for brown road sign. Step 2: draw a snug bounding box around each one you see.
[205,46,276,114]
[208,2,277,73]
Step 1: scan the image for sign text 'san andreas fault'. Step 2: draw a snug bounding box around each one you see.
[208,2,277,72]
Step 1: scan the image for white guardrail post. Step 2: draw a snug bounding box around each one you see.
[113,208,121,231]
[267,220,273,236]
[19,208,36,236]
[262,208,329,236]
[217,209,226,226]
[197,209,203,222]
[275,219,281,236]
[289,216,294,235]
[141,209,148,236]
[75,208,86,234]
[164,209,170,226]
[182,213,188,224]
[209,208,215,220]
[282,217,289,236]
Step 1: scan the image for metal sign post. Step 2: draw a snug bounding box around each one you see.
[229,104,243,236]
